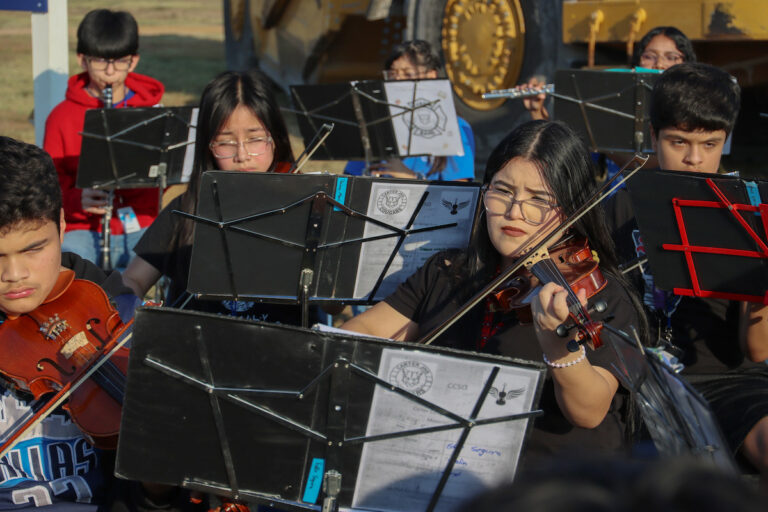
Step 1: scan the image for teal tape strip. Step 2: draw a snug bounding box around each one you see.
[302,458,325,504]
[745,181,762,216]
[334,177,348,211]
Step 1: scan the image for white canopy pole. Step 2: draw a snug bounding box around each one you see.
[31,0,69,147]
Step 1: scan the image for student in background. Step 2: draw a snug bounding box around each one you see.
[44,9,164,270]
[345,40,475,181]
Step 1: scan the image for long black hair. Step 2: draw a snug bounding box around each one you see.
[632,26,696,67]
[177,69,294,245]
[465,121,648,342]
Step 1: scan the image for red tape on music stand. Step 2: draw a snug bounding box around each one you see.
[662,178,768,304]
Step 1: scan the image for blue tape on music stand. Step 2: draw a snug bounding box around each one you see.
[302,458,325,504]
[745,181,762,216]
[334,177,348,212]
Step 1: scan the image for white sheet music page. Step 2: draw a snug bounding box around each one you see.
[352,182,478,300]
[383,79,463,157]
[349,348,540,512]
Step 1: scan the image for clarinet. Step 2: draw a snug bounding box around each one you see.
[100,85,113,271]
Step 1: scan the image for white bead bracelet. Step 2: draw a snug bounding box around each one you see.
[543,344,586,368]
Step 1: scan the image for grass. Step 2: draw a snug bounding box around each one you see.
[0,0,226,144]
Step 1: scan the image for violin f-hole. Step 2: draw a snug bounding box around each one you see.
[85,318,109,349]
[36,358,76,376]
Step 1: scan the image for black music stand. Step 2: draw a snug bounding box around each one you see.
[115,307,545,512]
[288,80,462,170]
[626,170,768,302]
[603,323,737,472]
[184,172,481,326]
[76,106,197,270]
[78,106,197,189]
[552,69,660,154]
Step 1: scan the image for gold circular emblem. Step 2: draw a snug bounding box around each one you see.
[441,0,526,110]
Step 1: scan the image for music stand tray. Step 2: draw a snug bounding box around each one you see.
[185,172,481,305]
[115,307,545,512]
[553,69,660,154]
[77,106,197,189]
[627,170,768,302]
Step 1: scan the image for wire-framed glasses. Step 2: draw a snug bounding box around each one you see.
[639,51,684,67]
[86,56,134,71]
[482,183,557,225]
[209,136,274,159]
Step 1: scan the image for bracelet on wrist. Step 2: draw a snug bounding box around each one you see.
[543,344,586,368]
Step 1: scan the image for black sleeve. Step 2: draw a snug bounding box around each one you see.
[133,196,181,274]
[383,252,456,323]
[61,252,134,298]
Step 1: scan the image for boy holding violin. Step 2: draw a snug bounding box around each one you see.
[0,136,199,512]
[605,62,768,483]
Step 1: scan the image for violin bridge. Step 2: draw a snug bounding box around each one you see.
[60,331,89,359]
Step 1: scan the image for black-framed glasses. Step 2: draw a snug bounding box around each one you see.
[209,136,273,159]
[482,183,557,225]
[86,56,134,71]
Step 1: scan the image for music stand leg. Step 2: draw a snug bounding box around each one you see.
[321,470,341,512]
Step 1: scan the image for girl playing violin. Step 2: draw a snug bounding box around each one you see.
[121,70,303,322]
[342,120,647,458]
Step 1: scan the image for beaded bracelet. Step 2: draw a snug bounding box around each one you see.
[543,344,586,368]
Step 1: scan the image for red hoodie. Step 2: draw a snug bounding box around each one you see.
[44,72,165,234]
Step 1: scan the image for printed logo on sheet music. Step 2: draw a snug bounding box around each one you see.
[489,384,525,406]
[376,189,408,215]
[441,197,471,216]
[401,98,447,139]
[389,360,433,396]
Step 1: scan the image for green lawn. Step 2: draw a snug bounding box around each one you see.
[0,0,226,144]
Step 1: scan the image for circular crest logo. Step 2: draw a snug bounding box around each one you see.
[401,98,447,139]
[389,360,433,396]
[376,189,408,215]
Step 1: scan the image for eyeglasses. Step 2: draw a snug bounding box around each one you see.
[383,67,429,80]
[482,183,557,225]
[209,136,273,159]
[639,51,684,66]
[86,56,134,71]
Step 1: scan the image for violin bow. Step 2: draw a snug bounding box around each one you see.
[0,327,133,461]
[419,153,649,346]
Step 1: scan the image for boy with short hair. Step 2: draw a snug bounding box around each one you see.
[607,62,768,483]
[44,9,164,270]
[0,136,202,511]
[0,135,134,510]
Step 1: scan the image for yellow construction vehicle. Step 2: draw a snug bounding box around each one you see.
[225,1,768,172]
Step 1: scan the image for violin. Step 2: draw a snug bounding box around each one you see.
[0,270,131,451]
[489,237,608,350]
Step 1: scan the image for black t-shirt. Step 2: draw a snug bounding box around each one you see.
[604,188,755,374]
[383,250,642,459]
[134,197,307,324]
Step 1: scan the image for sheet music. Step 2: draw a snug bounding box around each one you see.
[349,349,540,512]
[352,182,479,300]
[383,80,463,157]
[180,107,198,183]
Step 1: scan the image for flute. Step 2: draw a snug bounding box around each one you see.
[482,83,554,100]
